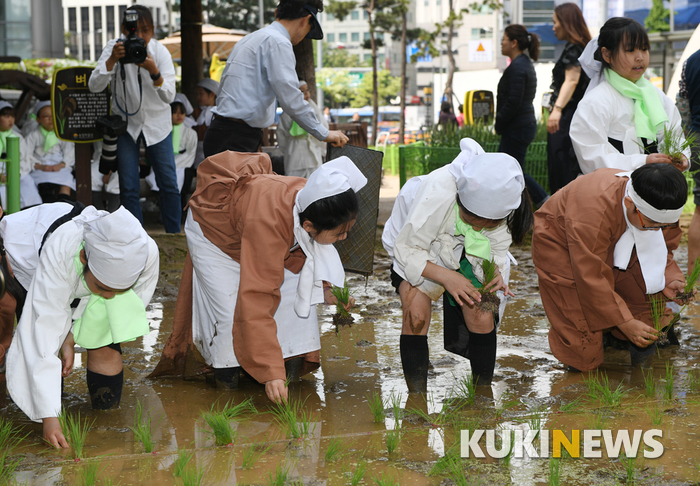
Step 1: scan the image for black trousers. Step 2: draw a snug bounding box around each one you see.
[203,117,264,157]
[547,106,580,194]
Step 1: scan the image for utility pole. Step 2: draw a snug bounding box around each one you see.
[259,0,265,29]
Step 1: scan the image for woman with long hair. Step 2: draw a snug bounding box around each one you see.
[496,24,548,208]
[546,3,591,192]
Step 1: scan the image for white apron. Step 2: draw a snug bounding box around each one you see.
[185,211,321,369]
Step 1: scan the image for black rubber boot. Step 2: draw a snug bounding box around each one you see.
[214,367,241,389]
[86,369,123,410]
[400,334,429,394]
[285,357,305,383]
[629,342,656,366]
[467,328,497,386]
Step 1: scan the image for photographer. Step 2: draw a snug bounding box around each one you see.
[88,5,181,233]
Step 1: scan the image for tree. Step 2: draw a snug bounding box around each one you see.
[350,69,401,107]
[317,68,356,107]
[324,43,364,68]
[203,0,277,32]
[645,0,670,33]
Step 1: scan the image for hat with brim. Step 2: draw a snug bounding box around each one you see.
[302,4,323,40]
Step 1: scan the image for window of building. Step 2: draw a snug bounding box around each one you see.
[472,27,492,39]
[364,32,370,41]
[339,32,347,42]
[68,7,77,32]
[363,10,368,19]
[81,7,90,59]
[118,5,127,25]
[94,7,103,57]
[326,12,335,21]
[351,10,359,20]
[436,0,441,5]
[327,33,335,42]
[351,32,359,42]
[424,0,428,5]
[68,8,78,57]
[364,54,371,62]
[106,6,115,38]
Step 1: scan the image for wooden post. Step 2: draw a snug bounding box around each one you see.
[180,0,203,109]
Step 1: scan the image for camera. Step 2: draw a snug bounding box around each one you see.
[120,10,148,65]
[95,115,126,174]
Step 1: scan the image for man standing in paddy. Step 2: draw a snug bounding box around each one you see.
[204,0,349,155]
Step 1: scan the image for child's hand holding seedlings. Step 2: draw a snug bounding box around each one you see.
[618,318,659,348]
[481,267,515,297]
[435,265,481,306]
[663,278,687,303]
[323,283,356,312]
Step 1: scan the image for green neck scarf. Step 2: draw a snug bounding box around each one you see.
[0,129,17,154]
[39,126,60,154]
[604,68,668,141]
[72,245,150,350]
[172,123,182,154]
[454,203,491,260]
[289,121,307,137]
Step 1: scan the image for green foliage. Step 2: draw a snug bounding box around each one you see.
[480,259,497,290]
[642,367,657,398]
[58,408,95,459]
[241,443,271,469]
[266,461,294,486]
[203,0,277,32]
[645,0,670,33]
[367,391,387,423]
[323,43,364,68]
[373,471,400,485]
[428,443,460,476]
[548,456,562,486]
[686,258,700,294]
[325,0,358,21]
[585,371,627,407]
[78,460,102,486]
[350,458,368,486]
[494,390,518,420]
[385,428,401,454]
[453,373,477,404]
[664,361,674,401]
[500,429,516,467]
[647,403,663,426]
[324,437,349,462]
[201,408,236,446]
[0,58,96,82]
[388,390,403,427]
[350,70,402,108]
[685,368,700,393]
[270,396,316,439]
[221,397,257,419]
[659,124,698,162]
[180,462,205,486]
[316,68,357,108]
[330,281,351,317]
[650,295,666,334]
[130,400,157,453]
[173,447,194,477]
[0,417,25,485]
[559,396,583,413]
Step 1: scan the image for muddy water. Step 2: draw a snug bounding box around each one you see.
[5,237,700,485]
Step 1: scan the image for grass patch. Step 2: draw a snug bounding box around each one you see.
[266,461,294,486]
[173,447,194,477]
[270,396,316,439]
[221,397,257,419]
[372,471,399,485]
[58,408,95,459]
[78,460,102,486]
[241,443,271,469]
[385,428,401,454]
[453,373,477,404]
[647,403,663,426]
[180,462,205,486]
[0,417,25,485]
[619,454,643,484]
[584,371,627,407]
[349,458,368,486]
[324,437,349,462]
[388,390,403,427]
[642,367,657,398]
[201,408,237,446]
[429,443,461,476]
[130,400,158,453]
[367,391,386,423]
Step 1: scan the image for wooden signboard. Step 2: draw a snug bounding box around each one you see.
[51,66,110,205]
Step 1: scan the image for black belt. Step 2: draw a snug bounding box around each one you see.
[213,114,249,125]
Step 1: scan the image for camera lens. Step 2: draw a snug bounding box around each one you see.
[131,46,147,64]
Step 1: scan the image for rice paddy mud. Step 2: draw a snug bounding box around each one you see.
[4,224,700,485]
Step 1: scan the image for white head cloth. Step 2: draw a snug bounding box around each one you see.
[579,35,602,94]
[613,173,682,294]
[83,206,150,289]
[0,101,13,112]
[298,80,308,88]
[448,138,524,220]
[34,100,51,117]
[296,156,368,212]
[292,156,367,318]
[173,93,194,116]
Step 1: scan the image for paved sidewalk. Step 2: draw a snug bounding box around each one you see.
[378,174,399,227]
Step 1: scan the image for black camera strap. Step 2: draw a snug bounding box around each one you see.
[113,63,144,117]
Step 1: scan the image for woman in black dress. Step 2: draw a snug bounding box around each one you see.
[496,25,548,207]
[546,2,591,193]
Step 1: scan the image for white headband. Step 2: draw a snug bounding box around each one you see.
[628,180,683,224]
[296,156,367,212]
[34,100,51,117]
[579,35,603,94]
[448,138,524,219]
[173,93,194,116]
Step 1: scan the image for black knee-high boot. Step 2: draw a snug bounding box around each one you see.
[86,369,123,410]
[400,334,429,394]
[214,366,241,389]
[467,328,497,385]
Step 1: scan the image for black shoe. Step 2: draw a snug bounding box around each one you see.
[400,334,429,394]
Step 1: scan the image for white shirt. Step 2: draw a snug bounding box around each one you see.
[89,38,176,147]
[571,79,690,174]
[4,207,159,421]
[214,22,329,141]
[277,98,328,176]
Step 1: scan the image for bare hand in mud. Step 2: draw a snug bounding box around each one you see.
[265,379,288,404]
[43,417,69,449]
[617,318,659,348]
[442,271,481,306]
[481,271,514,297]
[323,288,356,311]
[663,279,686,302]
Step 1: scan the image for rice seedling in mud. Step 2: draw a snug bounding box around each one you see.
[367,391,386,423]
[266,460,295,486]
[524,403,547,437]
[584,371,627,407]
[493,390,519,421]
[407,392,464,428]
[270,396,316,439]
[684,368,700,393]
[499,429,516,467]
[663,361,675,401]
[385,428,402,454]
[78,460,102,486]
[647,403,663,426]
[201,408,237,446]
[349,458,368,486]
[0,417,25,484]
[58,408,95,459]
[658,124,698,170]
[173,447,194,477]
[650,294,671,346]
[180,462,205,486]
[558,396,584,413]
[388,390,403,427]
[330,281,354,334]
[548,456,562,486]
[428,443,461,476]
[446,452,480,486]
[372,471,400,486]
[130,400,159,453]
[453,373,477,405]
[587,410,609,430]
[676,258,700,304]
[617,454,644,484]
[324,437,349,462]
[476,258,501,314]
[642,367,657,398]
[221,397,257,419]
[241,442,272,469]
